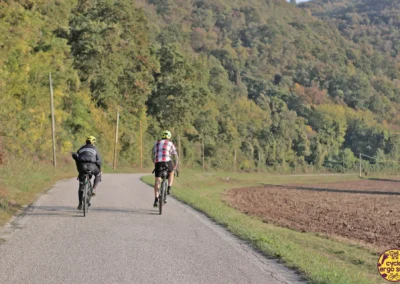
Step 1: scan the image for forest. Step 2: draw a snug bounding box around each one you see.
[1,0,400,172]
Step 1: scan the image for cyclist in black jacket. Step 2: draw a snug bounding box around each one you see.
[72,136,102,210]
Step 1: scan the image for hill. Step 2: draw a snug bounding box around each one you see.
[1,0,400,172]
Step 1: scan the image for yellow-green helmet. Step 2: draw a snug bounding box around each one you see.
[162,130,171,139]
[86,135,96,144]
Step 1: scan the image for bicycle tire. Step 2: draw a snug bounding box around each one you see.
[87,181,92,212]
[163,183,167,203]
[160,179,168,215]
[83,182,87,217]
[159,185,163,215]
[86,182,90,215]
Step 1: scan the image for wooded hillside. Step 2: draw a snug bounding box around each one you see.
[1,0,399,171]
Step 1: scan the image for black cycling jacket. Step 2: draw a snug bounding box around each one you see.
[76,143,102,169]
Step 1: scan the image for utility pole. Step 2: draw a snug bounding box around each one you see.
[49,73,56,168]
[202,138,205,172]
[113,108,120,170]
[140,120,143,169]
[234,149,237,172]
[178,135,182,170]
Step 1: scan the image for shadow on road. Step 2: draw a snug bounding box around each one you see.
[261,184,400,196]
[28,205,159,217]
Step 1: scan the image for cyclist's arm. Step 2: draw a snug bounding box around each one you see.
[151,145,156,164]
[171,144,179,169]
[173,153,179,169]
[96,148,102,171]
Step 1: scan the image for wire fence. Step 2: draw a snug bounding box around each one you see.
[358,153,400,177]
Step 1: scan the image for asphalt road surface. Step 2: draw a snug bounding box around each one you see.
[0,174,303,284]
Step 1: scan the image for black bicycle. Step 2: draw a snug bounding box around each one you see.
[158,165,169,215]
[80,170,93,217]
[153,165,179,215]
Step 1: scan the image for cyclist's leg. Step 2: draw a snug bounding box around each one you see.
[78,189,83,209]
[89,164,100,195]
[77,163,86,209]
[154,177,161,206]
[167,160,174,194]
[153,163,162,206]
[154,177,161,196]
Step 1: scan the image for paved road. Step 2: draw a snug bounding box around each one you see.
[0,174,303,284]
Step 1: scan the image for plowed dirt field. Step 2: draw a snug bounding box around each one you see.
[224,179,400,250]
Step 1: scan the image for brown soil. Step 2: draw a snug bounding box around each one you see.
[224,179,400,250]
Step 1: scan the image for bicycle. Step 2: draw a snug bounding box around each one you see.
[153,165,179,215]
[158,165,169,215]
[80,170,93,217]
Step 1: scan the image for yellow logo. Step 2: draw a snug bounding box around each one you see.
[378,249,400,282]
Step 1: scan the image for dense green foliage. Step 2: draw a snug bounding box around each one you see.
[300,0,400,123]
[1,0,400,171]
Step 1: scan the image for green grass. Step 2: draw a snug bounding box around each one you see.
[0,159,76,226]
[142,170,386,284]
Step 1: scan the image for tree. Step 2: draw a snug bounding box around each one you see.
[147,45,210,136]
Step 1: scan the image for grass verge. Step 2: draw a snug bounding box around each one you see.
[0,159,76,226]
[142,170,385,284]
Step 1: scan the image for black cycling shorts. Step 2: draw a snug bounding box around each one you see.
[77,162,100,180]
[154,161,174,178]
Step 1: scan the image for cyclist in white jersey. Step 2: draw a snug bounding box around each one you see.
[151,130,179,207]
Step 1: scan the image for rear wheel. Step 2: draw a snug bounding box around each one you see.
[83,183,87,217]
[163,183,167,203]
[159,187,163,215]
[159,180,167,215]
[87,182,92,211]
[85,184,90,215]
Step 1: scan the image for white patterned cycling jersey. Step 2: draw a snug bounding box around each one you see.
[153,139,178,163]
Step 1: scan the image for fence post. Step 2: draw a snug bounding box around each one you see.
[359,153,362,178]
